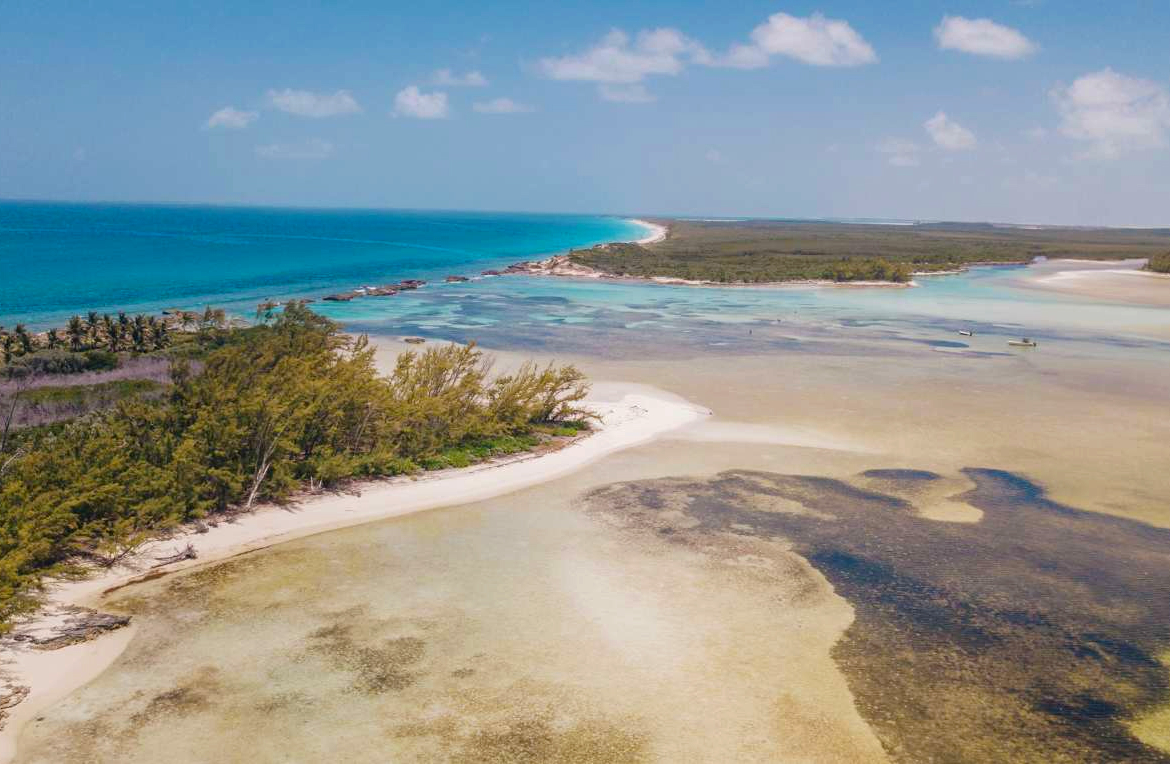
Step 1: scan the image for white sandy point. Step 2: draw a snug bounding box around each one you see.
[0,386,707,763]
[629,219,667,245]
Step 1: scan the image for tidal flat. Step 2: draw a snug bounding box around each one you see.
[14,262,1170,762]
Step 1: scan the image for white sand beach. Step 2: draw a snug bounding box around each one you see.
[0,384,707,763]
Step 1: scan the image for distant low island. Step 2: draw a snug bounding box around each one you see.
[513,219,1170,285]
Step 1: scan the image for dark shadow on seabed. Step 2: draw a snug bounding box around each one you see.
[582,467,1170,762]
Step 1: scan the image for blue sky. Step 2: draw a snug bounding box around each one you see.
[2,1,1169,225]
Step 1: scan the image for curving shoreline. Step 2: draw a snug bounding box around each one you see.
[629,218,668,245]
[0,385,708,763]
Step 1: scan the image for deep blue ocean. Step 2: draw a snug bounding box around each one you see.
[0,202,646,328]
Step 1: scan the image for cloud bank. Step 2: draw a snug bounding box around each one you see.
[433,69,488,87]
[721,12,877,68]
[394,86,449,119]
[1052,68,1170,158]
[925,112,977,150]
[934,17,1036,60]
[266,89,362,118]
[205,106,258,129]
[472,97,533,114]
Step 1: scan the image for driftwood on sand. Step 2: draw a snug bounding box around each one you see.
[152,542,197,567]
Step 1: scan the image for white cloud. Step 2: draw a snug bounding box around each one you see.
[878,138,921,167]
[718,12,877,68]
[1052,68,1170,158]
[1024,126,1048,141]
[473,97,534,114]
[266,89,362,118]
[538,28,709,84]
[598,83,655,103]
[255,138,334,160]
[924,111,977,150]
[433,68,488,87]
[393,86,449,119]
[205,106,259,130]
[934,16,1036,60]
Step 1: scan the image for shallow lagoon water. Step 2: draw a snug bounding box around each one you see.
[325,263,1170,361]
[14,255,1170,761]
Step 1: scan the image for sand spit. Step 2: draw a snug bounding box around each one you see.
[0,386,708,764]
[1022,258,1170,307]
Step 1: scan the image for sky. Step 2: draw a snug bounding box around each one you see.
[1,1,1169,226]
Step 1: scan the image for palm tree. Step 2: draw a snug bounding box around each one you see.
[86,311,100,345]
[46,329,62,350]
[152,321,169,350]
[102,314,118,351]
[67,316,86,351]
[13,325,33,355]
[130,314,147,352]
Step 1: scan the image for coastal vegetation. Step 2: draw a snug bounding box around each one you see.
[1146,253,1170,273]
[0,304,591,627]
[567,220,1170,284]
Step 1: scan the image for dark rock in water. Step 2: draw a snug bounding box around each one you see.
[397,279,427,290]
[367,286,399,297]
[322,293,355,302]
[444,275,470,283]
[403,337,426,344]
[581,468,1170,762]
[480,269,502,276]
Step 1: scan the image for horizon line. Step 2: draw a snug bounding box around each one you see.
[1,196,1168,232]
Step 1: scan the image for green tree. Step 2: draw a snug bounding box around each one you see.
[67,316,86,351]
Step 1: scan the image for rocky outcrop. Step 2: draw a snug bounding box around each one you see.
[444,275,470,283]
[0,684,30,728]
[504,255,602,278]
[9,606,131,651]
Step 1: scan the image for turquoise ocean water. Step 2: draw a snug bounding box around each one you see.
[0,202,646,328]
[2,201,1165,360]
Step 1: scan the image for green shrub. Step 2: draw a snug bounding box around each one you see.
[0,304,593,627]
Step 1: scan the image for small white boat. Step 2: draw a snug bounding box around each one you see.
[1008,338,1038,347]
[958,330,973,337]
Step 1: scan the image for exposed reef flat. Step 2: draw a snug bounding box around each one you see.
[580,467,1170,761]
